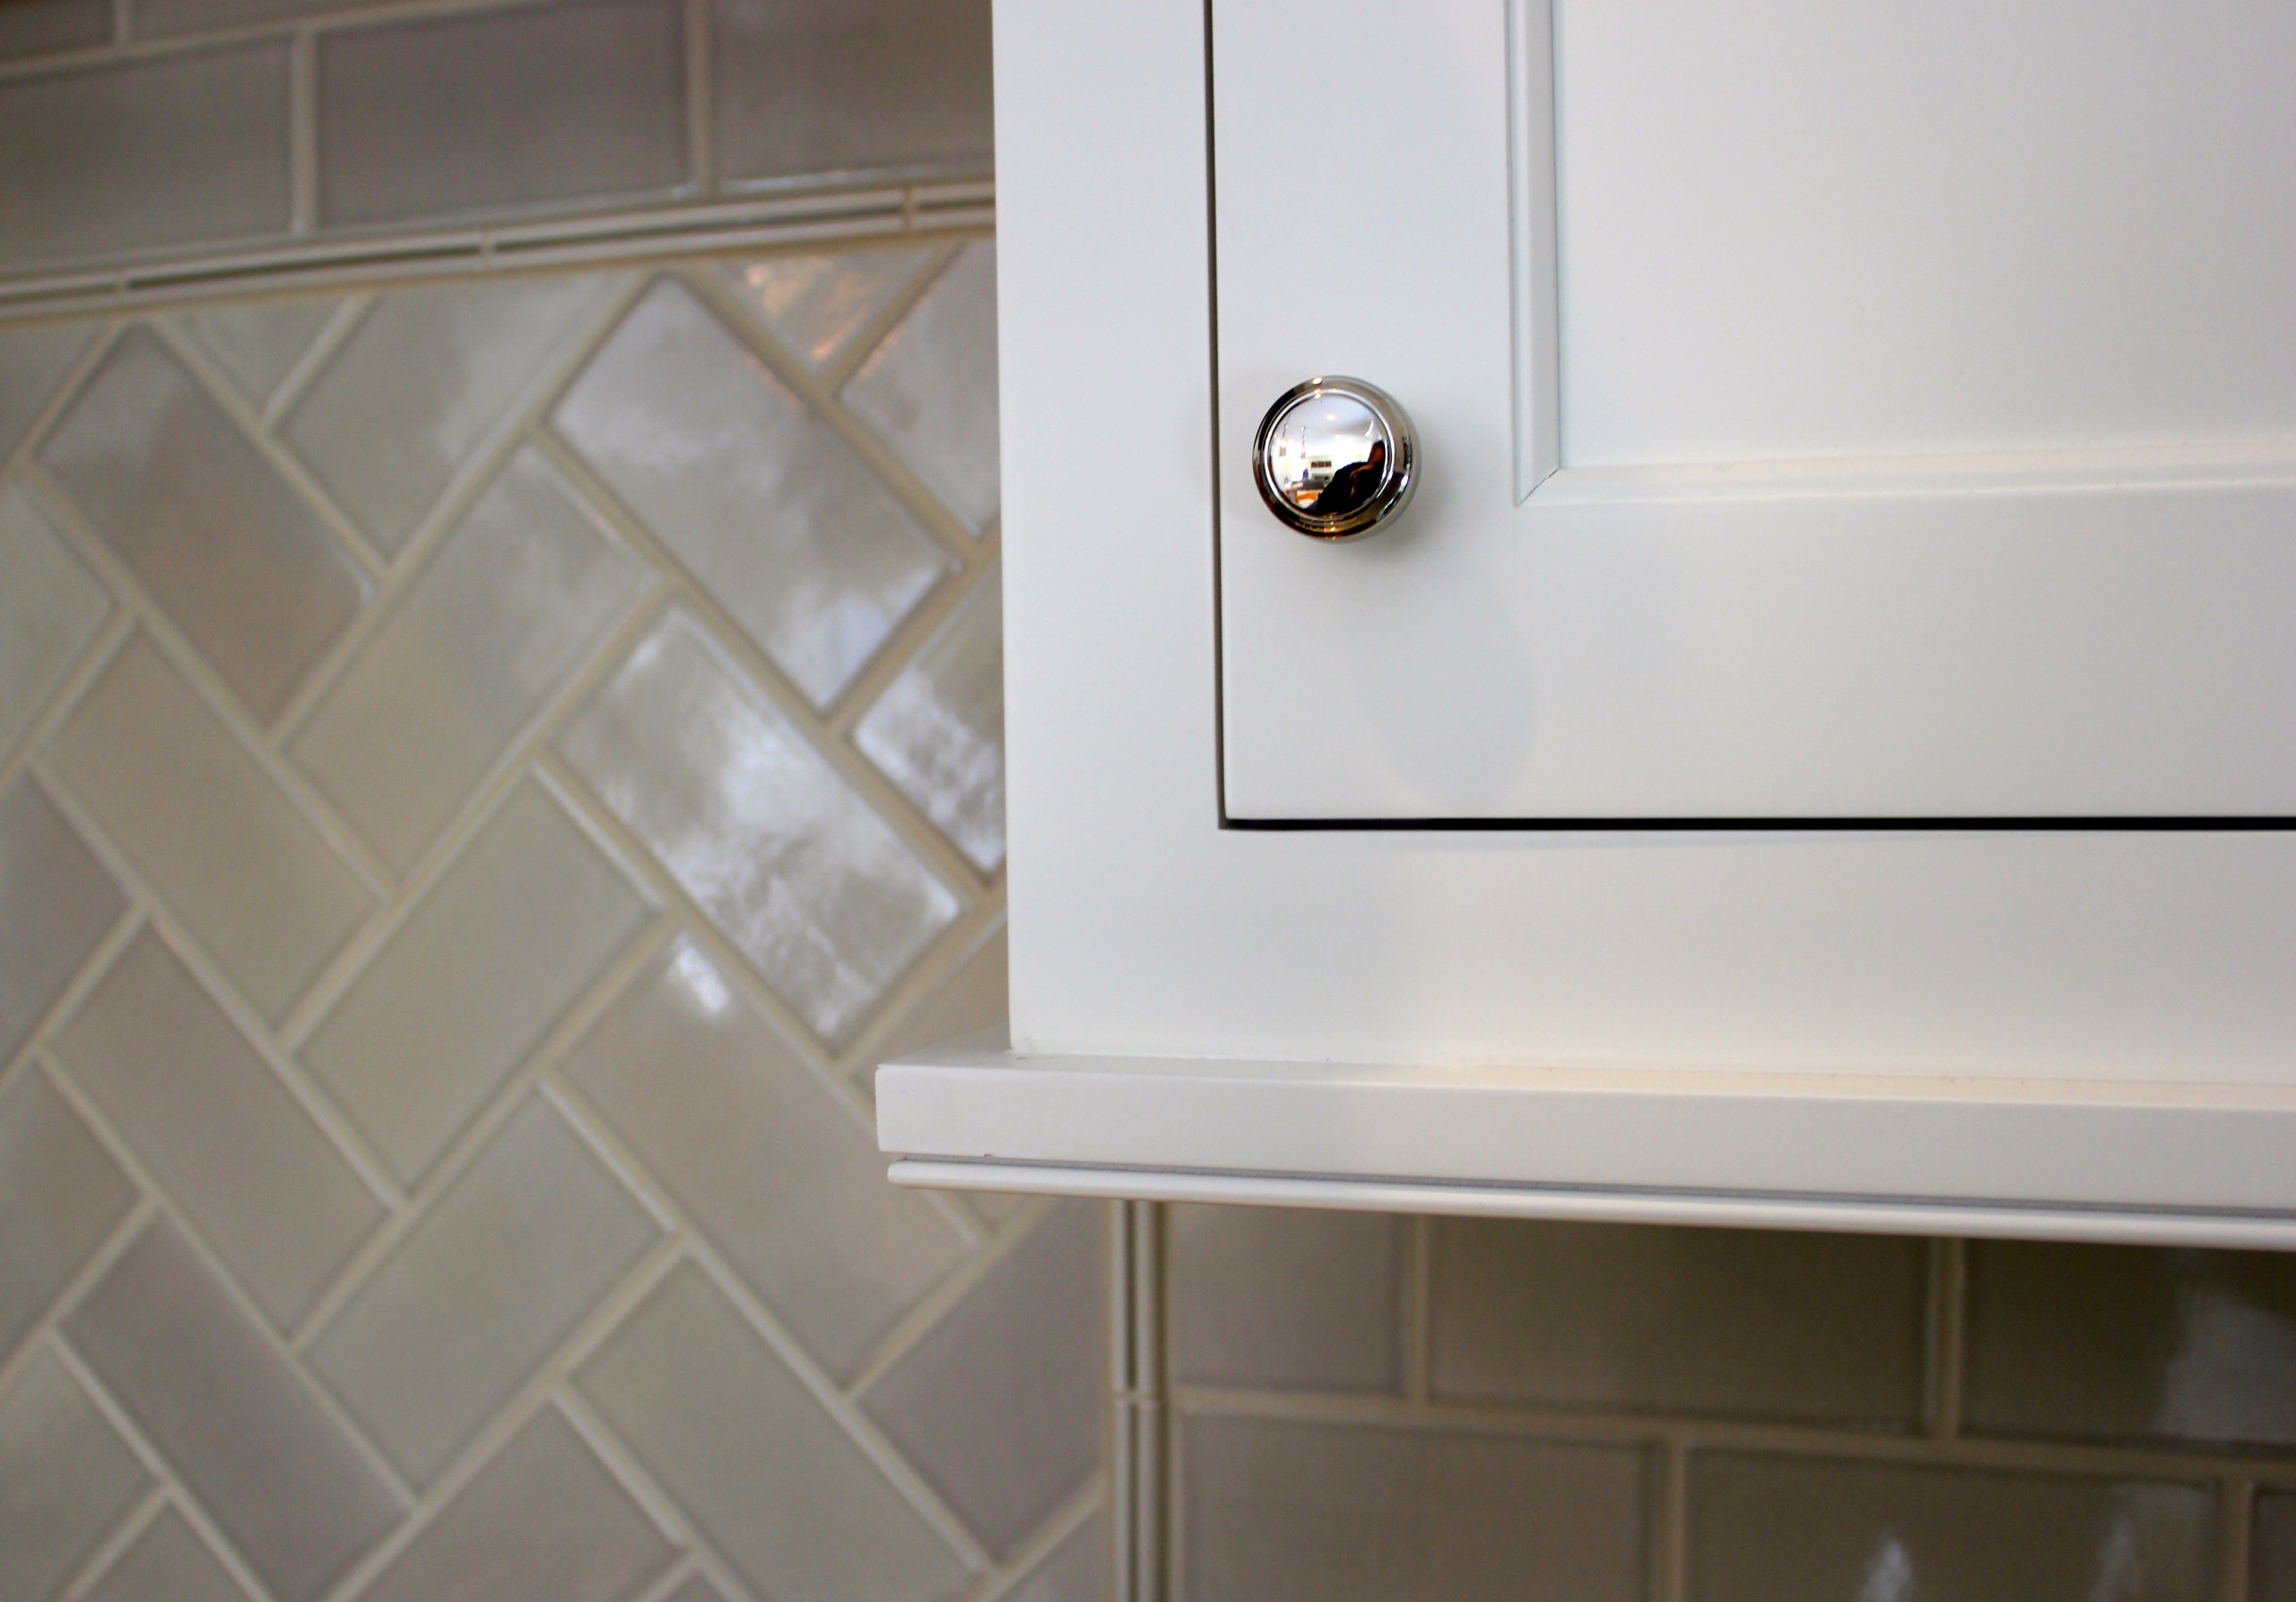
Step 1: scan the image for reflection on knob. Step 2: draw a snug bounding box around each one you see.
[1251,376,1417,540]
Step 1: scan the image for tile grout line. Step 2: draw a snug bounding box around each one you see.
[0,1192,157,1411]
[0,605,130,797]
[2220,1476,2256,1602]
[289,27,318,237]
[814,241,966,395]
[56,1482,170,1602]
[683,0,713,196]
[262,292,370,428]
[1403,1214,1432,1405]
[1926,1236,1967,1440]
[966,1476,1109,1602]
[0,886,139,1092]
[841,1193,1061,1400]
[1654,1434,1690,1602]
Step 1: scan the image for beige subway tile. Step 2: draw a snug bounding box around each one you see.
[0,321,94,462]
[0,485,109,759]
[0,774,126,1061]
[0,1348,152,1602]
[1005,1508,1107,1602]
[0,44,289,270]
[48,636,374,1022]
[856,567,1004,870]
[40,327,370,723]
[1965,1238,2296,1450]
[558,611,958,1042]
[0,0,109,62]
[718,248,937,372]
[578,1261,972,1602]
[291,446,647,875]
[2257,1491,2296,1602]
[0,1069,135,1363]
[870,921,1005,1066]
[712,0,991,184]
[63,1220,404,1602]
[564,938,972,1382]
[861,1201,1102,1559]
[171,300,340,411]
[554,279,949,708]
[844,242,1000,534]
[81,1508,248,1602]
[281,274,616,555]
[1181,1414,1645,1602]
[317,0,684,230]
[1430,1217,1927,1427]
[1688,1453,2213,1602]
[51,927,385,1332]
[1169,1206,1403,1395]
[300,780,650,1184]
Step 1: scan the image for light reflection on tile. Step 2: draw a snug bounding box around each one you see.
[856,567,1004,869]
[0,483,109,758]
[0,1347,152,1602]
[81,1508,248,1602]
[553,277,948,708]
[39,326,370,723]
[291,446,647,874]
[845,241,999,533]
[0,1069,136,1363]
[172,299,339,409]
[0,773,127,1062]
[719,248,935,370]
[559,610,958,1042]
[0,320,94,461]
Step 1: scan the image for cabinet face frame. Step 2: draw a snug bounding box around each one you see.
[919,0,2296,1244]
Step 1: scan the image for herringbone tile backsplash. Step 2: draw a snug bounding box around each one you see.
[0,239,1107,1602]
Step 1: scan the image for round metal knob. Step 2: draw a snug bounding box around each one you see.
[1251,376,1417,541]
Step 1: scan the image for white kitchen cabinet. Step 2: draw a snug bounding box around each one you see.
[876,0,2296,1245]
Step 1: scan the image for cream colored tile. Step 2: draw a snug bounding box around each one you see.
[564,938,971,1381]
[1430,1217,1927,1427]
[0,773,125,1061]
[300,780,650,1184]
[2258,1491,2296,1602]
[48,635,375,1022]
[172,300,340,409]
[357,1407,675,1602]
[872,922,1005,1067]
[712,0,992,183]
[82,1509,248,1602]
[0,0,109,62]
[283,274,615,554]
[552,279,949,708]
[845,242,999,533]
[1688,1453,2214,1602]
[861,1202,1102,1559]
[39,327,370,723]
[558,611,958,1042]
[856,568,1004,869]
[1170,1206,1402,1394]
[0,1348,152,1602]
[578,1262,971,1602]
[0,45,289,270]
[1005,1509,1108,1602]
[309,1097,659,1485]
[1181,1415,1645,1602]
[719,248,936,370]
[1965,1238,2296,1450]
[291,447,646,874]
[317,0,683,228]
[0,321,94,461]
[0,1069,135,1363]
[64,1220,404,1602]
[0,483,109,758]
[52,928,385,1332]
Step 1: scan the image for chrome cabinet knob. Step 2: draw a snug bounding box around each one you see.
[1251,376,1417,541]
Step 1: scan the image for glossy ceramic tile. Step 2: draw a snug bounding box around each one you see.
[856,568,1004,869]
[357,1407,674,1602]
[0,321,94,462]
[0,774,124,1063]
[721,248,937,372]
[861,1200,1103,1558]
[48,635,374,1022]
[0,44,289,270]
[300,781,650,1183]
[1180,1414,1646,1602]
[844,242,1000,533]
[0,1347,152,1602]
[172,299,339,410]
[1687,1453,2215,1602]
[564,938,970,1381]
[0,483,109,759]
[52,928,385,1332]
[2257,1490,2296,1602]
[870,921,1006,1067]
[291,447,647,874]
[1965,1239,2296,1450]
[1430,1217,1928,1426]
[0,0,109,61]
[1006,1510,1109,1602]
[317,0,683,229]
[712,0,993,182]
[0,1069,135,1362]
[283,274,613,554]
[81,1508,250,1602]
[1169,1205,1402,1394]
[40,326,369,723]
[578,1261,973,1602]
[64,1220,405,1602]
[558,610,958,1042]
[553,277,949,708]
[310,1097,659,1485]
